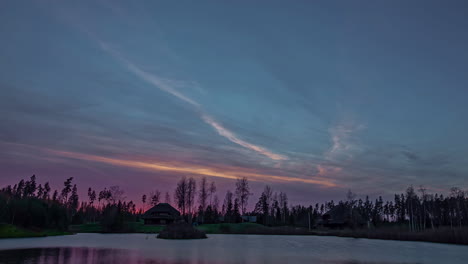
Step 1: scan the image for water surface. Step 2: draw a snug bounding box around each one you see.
[0,233,466,264]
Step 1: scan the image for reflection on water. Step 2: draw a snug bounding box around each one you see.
[0,248,176,264]
[0,234,464,264]
[0,247,419,264]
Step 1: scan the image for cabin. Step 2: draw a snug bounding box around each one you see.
[319,204,365,229]
[241,215,257,223]
[320,207,347,228]
[142,203,181,225]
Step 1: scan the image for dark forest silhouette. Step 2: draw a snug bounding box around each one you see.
[1,175,468,240]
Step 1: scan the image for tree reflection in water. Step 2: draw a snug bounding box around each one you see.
[0,247,186,264]
[0,247,420,264]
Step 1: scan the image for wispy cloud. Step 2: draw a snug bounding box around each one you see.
[325,122,364,161]
[100,42,200,107]
[4,141,332,187]
[316,164,342,177]
[98,41,287,161]
[201,114,287,160]
[312,119,365,180]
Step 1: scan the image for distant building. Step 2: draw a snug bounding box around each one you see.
[218,215,225,222]
[241,215,257,223]
[320,208,347,228]
[319,204,365,229]
[142,203,181,225]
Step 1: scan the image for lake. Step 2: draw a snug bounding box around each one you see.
[0,234,467,264]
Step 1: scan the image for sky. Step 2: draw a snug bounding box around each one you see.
[1,1,468,206]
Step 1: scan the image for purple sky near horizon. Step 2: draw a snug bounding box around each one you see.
[1,1,468,208]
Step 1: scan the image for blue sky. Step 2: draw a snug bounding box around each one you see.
[1,1,468,205]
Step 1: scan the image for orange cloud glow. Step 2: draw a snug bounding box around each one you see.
[45,149,335,187]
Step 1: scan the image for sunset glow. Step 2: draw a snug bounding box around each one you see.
[46,148,335,187]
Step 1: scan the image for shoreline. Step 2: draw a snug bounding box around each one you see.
[3,223,468,246]
[0,224,74,239]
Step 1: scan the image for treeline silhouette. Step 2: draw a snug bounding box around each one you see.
[0,175,137,232]
[1,175,468,234]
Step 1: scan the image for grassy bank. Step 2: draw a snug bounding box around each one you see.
[197,223,468,245]
[313,226,468,245]
[0,224,73,239]
[197,223,264,234]
[69,221,164,234]
[197,223,313,235]
[70,222,276,235]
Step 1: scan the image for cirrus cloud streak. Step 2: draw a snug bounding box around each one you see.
[98,41,287,161]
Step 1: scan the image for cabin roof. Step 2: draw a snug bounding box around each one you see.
[142,203,181,219]
[323,206,347,224]
[322,204,365,225]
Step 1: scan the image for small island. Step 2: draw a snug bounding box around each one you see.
[157,223,207,239]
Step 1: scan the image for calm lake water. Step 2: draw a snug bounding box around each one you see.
[0,234,467,264]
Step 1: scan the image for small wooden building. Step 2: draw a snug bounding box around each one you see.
[241,215,257,223]
[321,207,347,228]
[142,203,181,225]
[319,204,365,229]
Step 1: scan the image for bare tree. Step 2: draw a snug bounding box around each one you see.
[198,177,209,211]
[450,187,464,228]
[271,192,278,219]
[406,186,416,231]
[174,177,188,215]
[98,188,112,207]
[209,181,217,206]
[235,177,251,215]
[213,194,220,212]
[164,191,171,204]
[141,194,147,211]
[419,185,428,229]
[264,185,272,204]
[108,186,126,203]
[279,192,288,223]
[346,189,357,224]
[186,178,197,217]
[150,190,161,207]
